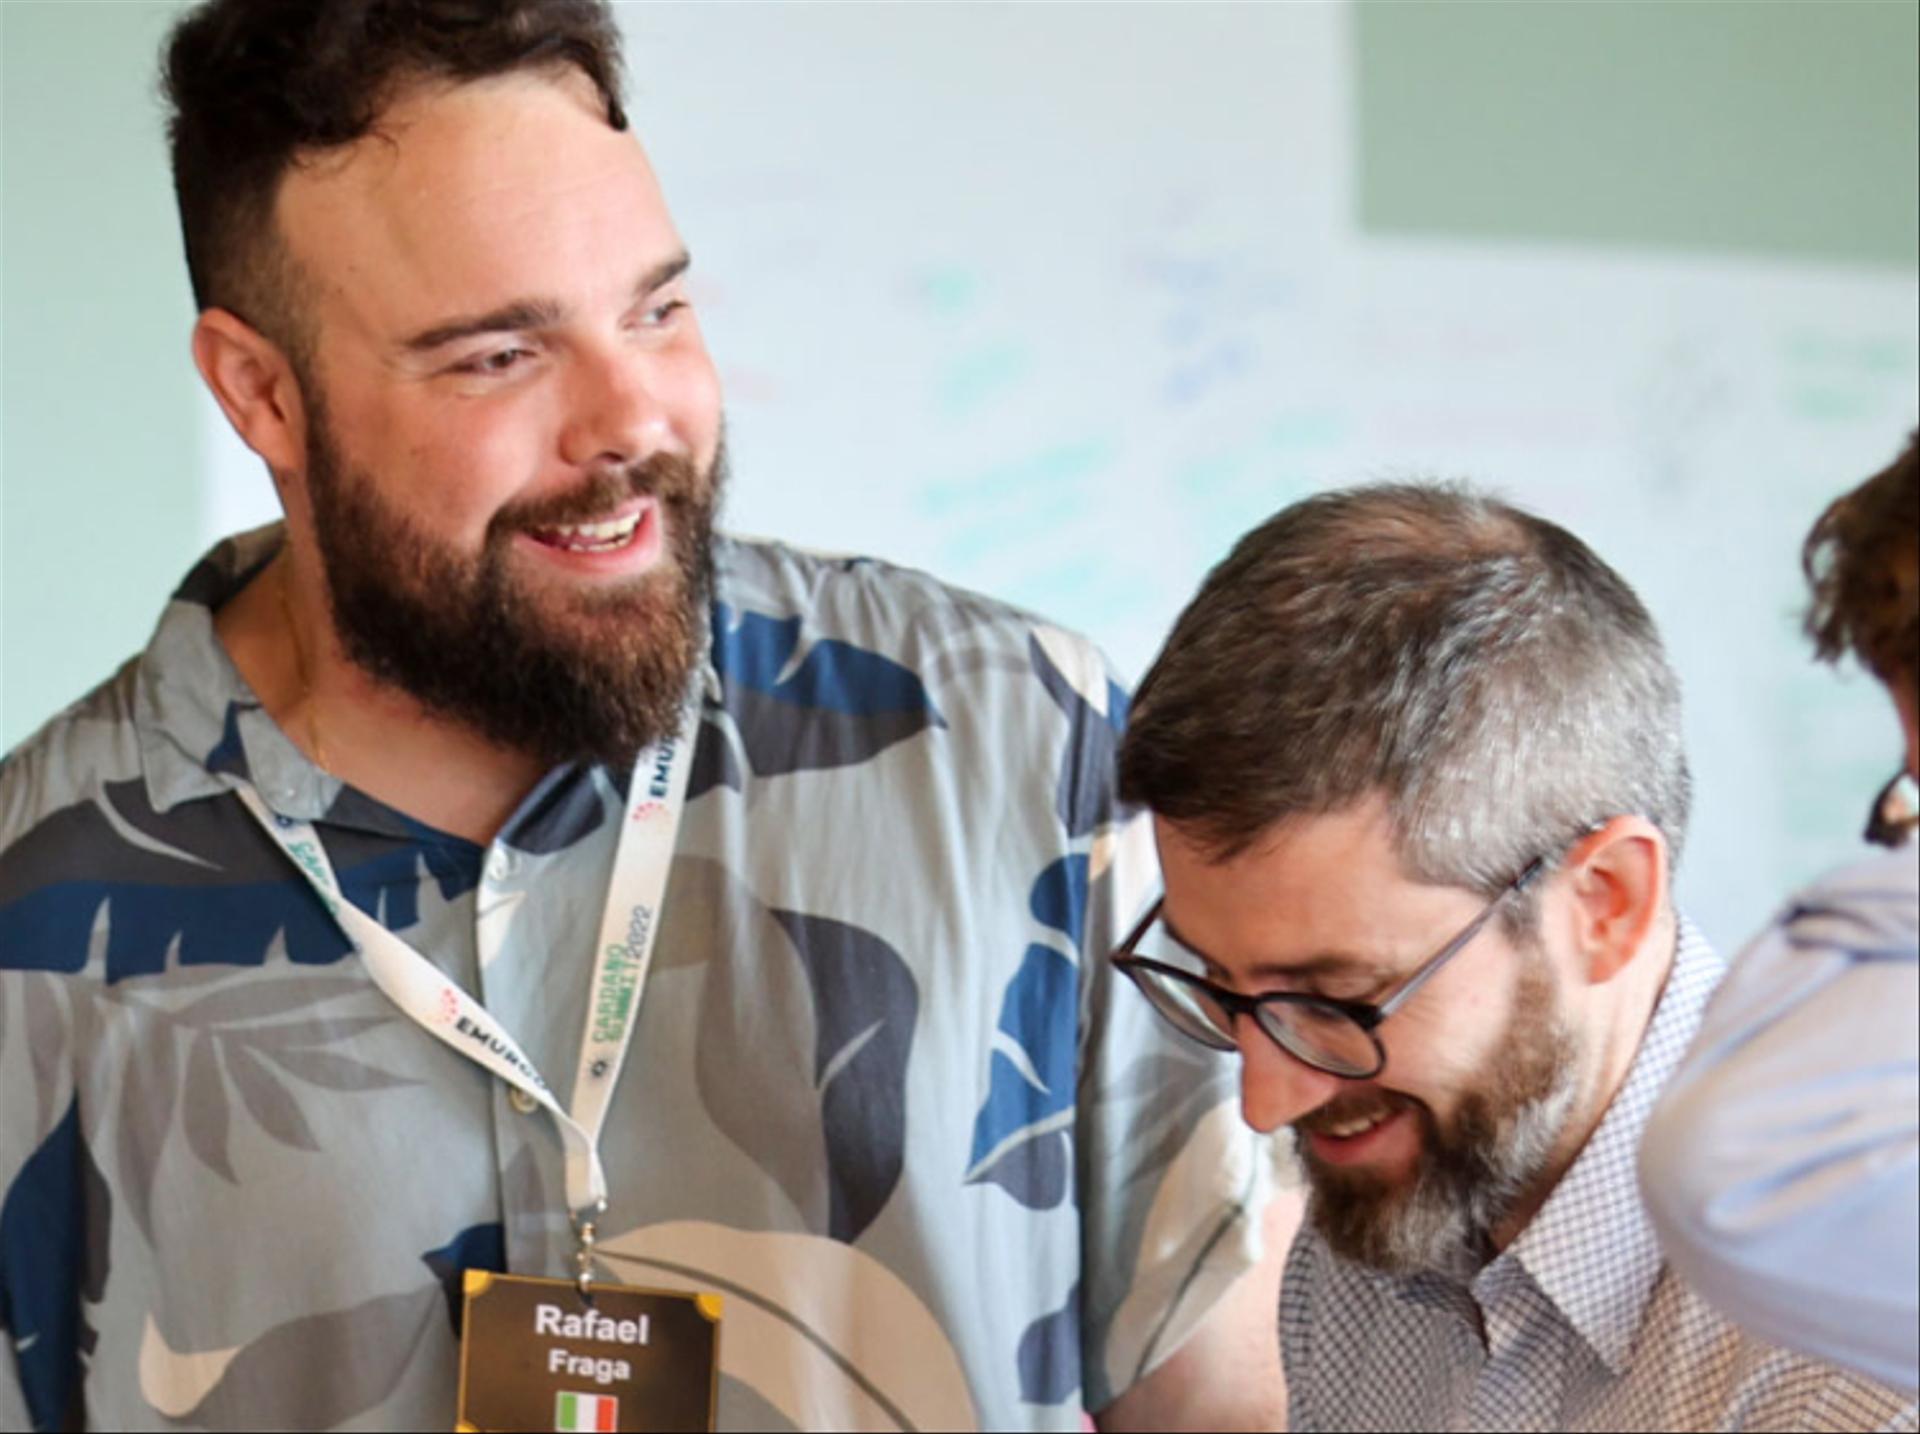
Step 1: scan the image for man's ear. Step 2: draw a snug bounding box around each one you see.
[1558,816,1670,986]
[191,308,308,482]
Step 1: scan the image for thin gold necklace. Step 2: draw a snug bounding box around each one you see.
[278,566,331,772]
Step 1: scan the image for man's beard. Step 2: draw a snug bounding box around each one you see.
[303,410,725,769]
[1293,951,1580,1279]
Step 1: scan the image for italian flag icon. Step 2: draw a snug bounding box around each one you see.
[555,1390,619,1432]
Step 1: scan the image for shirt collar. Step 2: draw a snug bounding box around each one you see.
[1480,918,1725,1375]
[132,523,726,841]
[132,523,344,820]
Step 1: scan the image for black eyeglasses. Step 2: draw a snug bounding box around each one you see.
[1112,857,1546,1080]
[1865,768,1919,848]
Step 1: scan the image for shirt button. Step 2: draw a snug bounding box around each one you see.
[508,1087,540,1115]
[487,851,514,883]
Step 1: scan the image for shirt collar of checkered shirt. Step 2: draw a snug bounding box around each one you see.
[1470,920,1724,1375]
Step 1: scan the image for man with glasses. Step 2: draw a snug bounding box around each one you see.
[1114,481,1916,1430]
[1641,432,1919,1395]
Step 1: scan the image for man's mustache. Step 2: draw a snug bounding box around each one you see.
[490,452,701,537]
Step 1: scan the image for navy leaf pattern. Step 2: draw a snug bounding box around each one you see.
[1017,1283,1081,1405]
[204,701,251,779]
[499,765,607,855]
[973,1125,1072,1209]
[0,780,480,984]
[712,602,945,777]
[421,1222,506,1336]
[687,711,745,801]
[771,910,920,1243]
[685,858,920,1243]
[0,1097,109,1431]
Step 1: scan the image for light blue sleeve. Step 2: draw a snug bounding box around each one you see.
[1640,857,1920,1397]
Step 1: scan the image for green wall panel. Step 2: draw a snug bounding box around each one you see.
[2,0,201,749]
[1356,0,1920,269]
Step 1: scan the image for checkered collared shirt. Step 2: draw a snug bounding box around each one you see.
[1280,921,1919,1432]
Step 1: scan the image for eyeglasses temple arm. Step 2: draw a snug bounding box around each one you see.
[1111,897,1164,964]
[1373,858,1547,1022]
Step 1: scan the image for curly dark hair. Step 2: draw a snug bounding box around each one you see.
[1804,431,1920,699]
[162,0,628,350]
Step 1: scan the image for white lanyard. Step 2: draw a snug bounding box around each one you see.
[235,708,697,1235]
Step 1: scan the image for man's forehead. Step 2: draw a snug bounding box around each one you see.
[1152,803,1480,979]
[273,69,671,324]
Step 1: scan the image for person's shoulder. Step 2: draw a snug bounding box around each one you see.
[0,656,145,860]
[719,534,1086,644]
[1642,1272,1917,1430]
[715,534,1125,710]
[1781,848,1920,962]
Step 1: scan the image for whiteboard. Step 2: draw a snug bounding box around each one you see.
[203,2,1920,952]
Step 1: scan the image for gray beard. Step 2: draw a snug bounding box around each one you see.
[1297,957,1581,1278]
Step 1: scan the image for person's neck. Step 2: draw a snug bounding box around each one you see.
[214,551,548,845]
[1486,910,1679,1253]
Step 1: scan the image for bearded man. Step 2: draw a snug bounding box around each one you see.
[0,2,1286,1430]
[1112,482,1917,1431]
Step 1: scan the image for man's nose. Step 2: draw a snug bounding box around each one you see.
[1236,1018,1342,1134]
[560,347,674,470]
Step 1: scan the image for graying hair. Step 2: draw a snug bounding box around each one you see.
[1119,482,1691,913]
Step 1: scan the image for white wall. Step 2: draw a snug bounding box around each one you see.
[12,2,1917,953]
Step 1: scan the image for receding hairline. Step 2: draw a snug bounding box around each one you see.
[202,61,630,359]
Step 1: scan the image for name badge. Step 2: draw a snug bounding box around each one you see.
[455,1271,722,1432]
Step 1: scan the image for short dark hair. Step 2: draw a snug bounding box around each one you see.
[1119,482,1691,908]
[162,0,629,347]
[1803,431,1920,702]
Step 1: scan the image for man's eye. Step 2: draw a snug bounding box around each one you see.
[455,347,531,375]
[641,299,688,327]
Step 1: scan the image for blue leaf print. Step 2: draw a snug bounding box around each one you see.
[421,1222,505,1335]
[1029,635,1128,837]
[0,1097,109,1431]
[205,701,252,779]
[1029,855,1090,952]
[1017,1282,1081,1405]
[966,942,1077,1209]
[712,602,944,776]
[0,782,479,983]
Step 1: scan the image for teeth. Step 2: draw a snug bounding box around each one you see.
[551,513,640,542]
[1322,1111,1390,1139]
[535,510,644,552]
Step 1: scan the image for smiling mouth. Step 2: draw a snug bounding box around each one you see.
[527,509,645,554]
[1318,1108,1396,1139]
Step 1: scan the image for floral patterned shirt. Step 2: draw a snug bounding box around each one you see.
[0,527,1268,1431]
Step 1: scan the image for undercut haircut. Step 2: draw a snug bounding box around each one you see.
[161,0,628,353]
[1803,431,1920,703]
[1119,482,1691,915]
